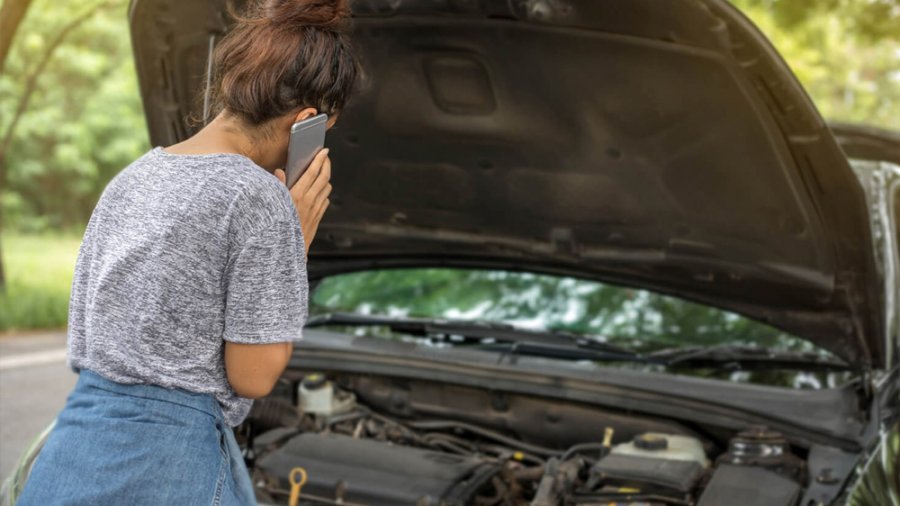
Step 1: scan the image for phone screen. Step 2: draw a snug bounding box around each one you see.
[285,113,328,188]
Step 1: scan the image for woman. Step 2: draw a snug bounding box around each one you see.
[18,0,358,504]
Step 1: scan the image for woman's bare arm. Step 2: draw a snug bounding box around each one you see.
[224,341,293,399]
[224,149,330,399]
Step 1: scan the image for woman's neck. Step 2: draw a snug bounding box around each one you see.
[163,113,283,171]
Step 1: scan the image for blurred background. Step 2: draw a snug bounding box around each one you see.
[0,0,899,333]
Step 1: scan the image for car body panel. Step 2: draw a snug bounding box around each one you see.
[838,123,900,373]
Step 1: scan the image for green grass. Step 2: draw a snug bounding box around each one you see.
[0,232,83,332]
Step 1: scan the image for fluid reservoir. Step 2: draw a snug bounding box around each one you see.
[611,433,709,468]
[591,432,710,493]
[298,373,356,416]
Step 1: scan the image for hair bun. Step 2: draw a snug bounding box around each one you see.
[211,0,359,125]
[264,0,351,30]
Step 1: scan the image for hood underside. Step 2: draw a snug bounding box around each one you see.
[129,0,884,367]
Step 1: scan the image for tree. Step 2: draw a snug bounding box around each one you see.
[732,0,900,128]
[0,0,143,227]
[0,1,117,190]
[0,0,113,290]
[734,0,900,44]
[0,0,33,74]
[0,0,35,289]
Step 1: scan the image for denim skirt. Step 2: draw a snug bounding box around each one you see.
[17,370,256,506]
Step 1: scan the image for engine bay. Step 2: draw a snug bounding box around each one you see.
[238,372,813,506]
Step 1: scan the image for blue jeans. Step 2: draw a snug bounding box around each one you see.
[17,370,256,505]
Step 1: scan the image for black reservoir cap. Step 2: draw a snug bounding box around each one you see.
[634,434,669,451]
[302,373,328,390]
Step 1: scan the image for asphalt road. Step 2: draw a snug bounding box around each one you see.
[0,331,76,480]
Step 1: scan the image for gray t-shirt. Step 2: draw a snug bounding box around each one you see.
[67,147,308,426]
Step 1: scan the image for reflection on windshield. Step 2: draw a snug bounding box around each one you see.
[310,268,824,354]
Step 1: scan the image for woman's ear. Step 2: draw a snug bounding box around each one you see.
[292,107,319,124]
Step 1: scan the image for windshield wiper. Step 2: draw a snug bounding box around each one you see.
[305,312,641,359]
[648,344,851,372]
[306,313,852,372]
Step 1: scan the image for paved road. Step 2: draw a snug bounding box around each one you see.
[0,331,76,479]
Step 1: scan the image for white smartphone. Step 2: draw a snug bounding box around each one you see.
[285,113,328,188]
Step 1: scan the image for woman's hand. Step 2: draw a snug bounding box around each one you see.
[275,148,332,255]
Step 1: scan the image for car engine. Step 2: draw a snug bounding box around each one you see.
[239,373,809,506]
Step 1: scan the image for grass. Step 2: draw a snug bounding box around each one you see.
[0,232,83,332]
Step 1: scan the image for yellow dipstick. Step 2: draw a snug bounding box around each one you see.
[602,427,614,449]
[288,467,308,506]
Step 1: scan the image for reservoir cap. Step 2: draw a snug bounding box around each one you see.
[302,373,328,390]
[634,434,669,451]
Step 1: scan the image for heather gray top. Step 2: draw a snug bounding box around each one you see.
[67,147,308,426]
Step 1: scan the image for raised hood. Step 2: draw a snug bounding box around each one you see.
[129,0,885,368]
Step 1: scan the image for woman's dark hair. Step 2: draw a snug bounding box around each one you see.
[207,0,359,127]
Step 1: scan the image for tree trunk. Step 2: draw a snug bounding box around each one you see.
[0,0,34,291]
[0,0,34,75]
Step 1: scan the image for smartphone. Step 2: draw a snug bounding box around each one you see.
[285,113,328,188]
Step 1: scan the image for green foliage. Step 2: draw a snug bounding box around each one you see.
[732,0,900,129]
[0,0,148,232]
[0,232,82,331]
[848,421,900,506]
[311,267,818,353]
[736,0,900,44]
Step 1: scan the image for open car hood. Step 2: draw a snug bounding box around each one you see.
[129,0,885,369]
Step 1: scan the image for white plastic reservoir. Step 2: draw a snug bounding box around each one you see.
[298,373,356,416]
[611,432,709,468]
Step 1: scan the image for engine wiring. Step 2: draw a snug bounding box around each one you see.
[253,404,627,505]
[241,381,751,506]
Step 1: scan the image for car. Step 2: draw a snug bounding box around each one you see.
[4,0,898,505]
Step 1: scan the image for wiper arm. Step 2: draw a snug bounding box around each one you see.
[306,312,639,357]
[307,314,850,371]
[476,341,650,363]
[306,311,517,336]
[649,344,851,372]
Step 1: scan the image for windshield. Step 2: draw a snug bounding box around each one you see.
[312,268,819,352]
[309,268,851,388]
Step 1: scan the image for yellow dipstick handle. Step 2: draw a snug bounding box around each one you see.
[288,467,308,506]
[602,427,614,448]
